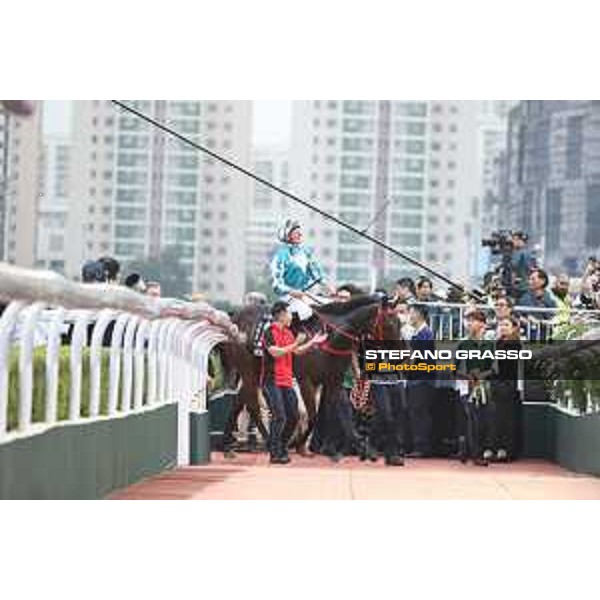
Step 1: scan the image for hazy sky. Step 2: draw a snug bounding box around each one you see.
[252,100,292,147]
[42,100,293,148]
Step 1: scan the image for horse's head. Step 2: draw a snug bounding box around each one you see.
[315,293,398,348]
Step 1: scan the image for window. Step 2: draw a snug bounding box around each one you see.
[396,121,426,136]
[115,224,145,238]
[395,102,427,117]
[343,100,374,115]
[168,173,197,187]
[116,188,145,203]
[394,176,424,191]
[117,170,147,185]
[118,134,148,149]
[391,213,423,228]
[393,195,423,209]
[342,118,374,133]
[391,232,422,247]
[342,156,372,170]
[342,137,374,152]
[116,206,146,220]
[566,116,583,180]
[340,174,371,189]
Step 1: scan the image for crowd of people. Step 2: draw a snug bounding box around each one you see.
[80,256,162,298]
[245,220,600,467]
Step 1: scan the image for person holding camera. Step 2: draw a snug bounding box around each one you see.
[579,257,600,310]
[511,231,536,298]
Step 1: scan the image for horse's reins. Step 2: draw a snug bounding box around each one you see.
[315,305,389,356]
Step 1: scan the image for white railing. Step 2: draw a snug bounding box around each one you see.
[0,263,243,465]
[416,300,600,341]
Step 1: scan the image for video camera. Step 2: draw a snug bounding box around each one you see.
[481,230,526,255]
[481,230,529,299]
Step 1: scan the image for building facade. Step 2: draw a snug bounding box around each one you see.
[245,145,290,292]
[0,105,42,267]
[290,100,429,290]
[36,134,69,273]
[504,100,600,274]
[289,100,504,290]
[66,100,252,302]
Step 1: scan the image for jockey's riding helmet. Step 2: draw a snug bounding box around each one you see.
[277,219,301,243]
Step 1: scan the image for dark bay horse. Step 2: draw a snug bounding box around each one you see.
[219,293,399,456]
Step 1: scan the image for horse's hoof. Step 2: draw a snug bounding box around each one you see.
[223,450,237,460]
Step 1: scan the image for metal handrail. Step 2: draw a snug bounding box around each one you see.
[0,262,239,465]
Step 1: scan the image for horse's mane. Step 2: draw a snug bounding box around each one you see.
[231,303,267,333]
[315,294,378,318]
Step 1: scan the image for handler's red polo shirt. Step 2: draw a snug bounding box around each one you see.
[262,322,295,388]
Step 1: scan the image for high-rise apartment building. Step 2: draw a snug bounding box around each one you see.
[504,100,600,274]
[66,100,252,302]
[246,145,290,290]
[290,100,429,290]
[1,105,42,266]
[425,101,482,285]
[36,134,70,273]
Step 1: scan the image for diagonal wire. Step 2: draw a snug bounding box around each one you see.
[111,100,472,296]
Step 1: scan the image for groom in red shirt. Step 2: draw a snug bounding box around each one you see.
[261,301,325,464]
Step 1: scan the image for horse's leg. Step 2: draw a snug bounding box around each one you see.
[222,384,247,458]
[246,387,269,447]
[296,378,317,456]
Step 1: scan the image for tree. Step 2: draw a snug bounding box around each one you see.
[127,246,191,299]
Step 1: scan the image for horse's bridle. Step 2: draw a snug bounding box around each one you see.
[314,304,390,356]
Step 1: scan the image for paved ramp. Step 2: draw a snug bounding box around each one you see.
[110,454,600,500]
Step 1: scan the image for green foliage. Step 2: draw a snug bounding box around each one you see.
[7,347,113,432]
[208,350,225,393]
[127,245,191,298]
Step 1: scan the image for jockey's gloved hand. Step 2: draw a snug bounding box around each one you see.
[324,282,337,296]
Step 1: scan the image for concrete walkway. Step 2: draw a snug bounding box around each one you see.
[110,453,600,500]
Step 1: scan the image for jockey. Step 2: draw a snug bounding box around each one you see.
[270,219,335,323]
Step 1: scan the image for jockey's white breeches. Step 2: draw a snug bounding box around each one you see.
[281,295,330,320]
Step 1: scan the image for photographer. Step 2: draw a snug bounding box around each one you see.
[579,257,600,310]
[511,231,536,298]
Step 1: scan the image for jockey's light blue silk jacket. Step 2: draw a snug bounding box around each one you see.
[270,243,326,296]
